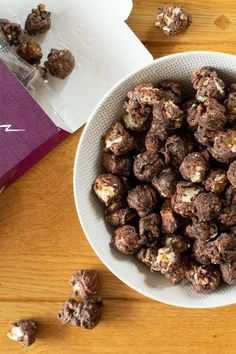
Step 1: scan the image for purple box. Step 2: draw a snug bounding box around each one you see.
[0,59,69,191]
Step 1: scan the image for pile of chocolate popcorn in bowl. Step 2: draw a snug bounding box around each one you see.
[93,67,236,294]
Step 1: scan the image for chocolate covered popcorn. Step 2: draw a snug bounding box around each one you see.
[186,262,221,292]
[7,320,37,347]
[58,298,103,330]
[58,269,103,330]
[191,67,225,102]
[94,174,126,207]
[113,225,142,254]
[155,5,192,35]
[45,49,75,79]
[17,40,42,65]
[179,152,208,183]
[93,68,236,294]
[1,21,24,46]
[127,185,158,217]
[70,270,99,299]
[25,4,51,35]
[103,122,135,156]
[133,150,169,182]
[139,213,161,246]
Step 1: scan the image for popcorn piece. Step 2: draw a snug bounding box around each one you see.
[139,213,161,246]
[136,247,158,269]
[58,298,103,330]
[94,174,126,206]
[153,100,184,130]
[71,297,103,329]
[191,67,225,102]
[126,81,182,107]
[171,182,203,218]
[45,49,75,79]
[123,105,152,133]
[215,233,236,263]
[145,128,162,153]
[133,150,169,182]
[165,135,189,168]
[101,151,131,176]
[219,205,236,226]
[225,90,236,126]
[155,5,192,36]
[124,84,155,132]
[185,100,203,131]
[1,21,24,46]
[192,240,212,265]
[106,198,127,213]
[113,225,142,254]
[58,299,80,325]
[158,79,182,104]
[220,262,236,285]
[152,246,181,273]
[209,129,236,163]
[193,192,221,221]
[7,320,37,347]
[25,4,51,36]
[152,168,178,198]
[186,262,221,292]
[209,233,236,264]
[160,207,179,234]
[223,185,236,207]
[197,98,227,131]
[103,122,135,156]
[146,122,170,147]
[227,160,236,188]
[17,40,42,65]
[179,152,208,183]
[127,185,158,217]
[106,208,136,227]
[152,246,186,284]
[204,169,228,193]
[127,83,160,106]
[70,270,99,299]
[185,219,218,242]
[164,265,187,285]
[194,126,217,147]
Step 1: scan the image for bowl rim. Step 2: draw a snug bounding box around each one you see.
[73,51,236,308]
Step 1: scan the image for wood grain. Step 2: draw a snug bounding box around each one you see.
[1,1,236,353]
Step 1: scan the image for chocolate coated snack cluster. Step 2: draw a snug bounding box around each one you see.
[25,4,51,36]
[155,5,192,35]
[94,66,236,294]
[16,39,42,65]
[1,4,75,80]
[58,270,103,330]
[7,320,37,347]
[0,20,24,46]
[45,49,76,79]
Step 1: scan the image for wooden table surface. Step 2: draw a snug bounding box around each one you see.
[1,1,236,353]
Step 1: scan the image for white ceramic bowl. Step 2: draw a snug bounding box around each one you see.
[74,52,236,308]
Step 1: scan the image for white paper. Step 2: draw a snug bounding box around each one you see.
[0,0,153,132]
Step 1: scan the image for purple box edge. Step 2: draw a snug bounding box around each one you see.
[0,129,70,191]
[0,58,72,192]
